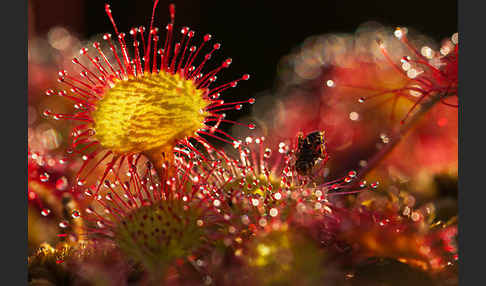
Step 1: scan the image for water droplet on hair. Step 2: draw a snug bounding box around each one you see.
[71,210,80,218]
[40,173,50,182]
[359,180,367,188]
[59,221,69,228]
[263,148,272,159]
[41,209,51,216]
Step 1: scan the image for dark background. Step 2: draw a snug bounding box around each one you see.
[30,0,457,115]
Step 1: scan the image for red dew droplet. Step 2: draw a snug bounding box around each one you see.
[40,172,50,182]
[71,210,81,219]
[248,123,256,130]
[223,58,232,68]
[41,208,51,216]
[59,221,69,228]
[248,97,256,104]
[56,260,64,264]
[242,74,250,80]
[235,104,242,110]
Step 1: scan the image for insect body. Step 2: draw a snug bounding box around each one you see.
[295,131,328,176]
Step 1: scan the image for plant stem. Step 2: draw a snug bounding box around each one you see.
[350,93,445,186]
